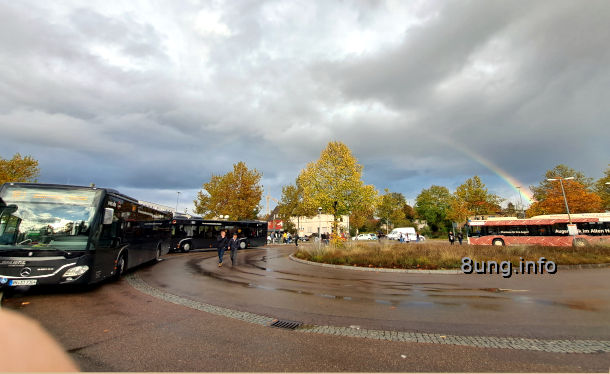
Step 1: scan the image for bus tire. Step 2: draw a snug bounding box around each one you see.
[573,238,588,247]
[113,253,126,281]
[182,242,191,253]
[492,238,505,246]
[239,240,247,249]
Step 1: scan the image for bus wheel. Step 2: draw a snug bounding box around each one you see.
[239,241,247,249]
[113,254,126,281]
[492,239,505,246]
[573,238,588,247]
[182,242,191,253]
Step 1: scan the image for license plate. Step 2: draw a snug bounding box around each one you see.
[9,279,37,286]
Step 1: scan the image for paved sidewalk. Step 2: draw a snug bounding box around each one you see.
[127,273,610,354]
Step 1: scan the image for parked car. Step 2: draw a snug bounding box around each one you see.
[387,227,426,242]
[387,227,416,240]
[352,233,377,241]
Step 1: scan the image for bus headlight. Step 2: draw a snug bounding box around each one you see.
[62,266,89,278]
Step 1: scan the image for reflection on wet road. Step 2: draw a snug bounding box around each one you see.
[138,246,610,339]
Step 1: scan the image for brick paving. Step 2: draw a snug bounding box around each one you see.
[126,273,610,354]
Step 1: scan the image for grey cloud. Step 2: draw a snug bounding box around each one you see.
[1,1,608,209]
[314,2,530,108]
[69,8,166,60]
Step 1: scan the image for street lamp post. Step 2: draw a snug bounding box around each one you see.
[516,186,524,218]
[176,191,181,212]
[386,216,389,236]
[273,213,277,244]
[547,177,574,224]
[317,207,322,246]
[348,210,351,239]
[605,183,610,212]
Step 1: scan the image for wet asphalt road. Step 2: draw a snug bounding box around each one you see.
[142,245,610,340]
[1,244,609,372]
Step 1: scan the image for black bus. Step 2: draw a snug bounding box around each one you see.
[0,183,171,287]
[170,216,267,252]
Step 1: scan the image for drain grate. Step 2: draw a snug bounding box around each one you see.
[269,319,302,330]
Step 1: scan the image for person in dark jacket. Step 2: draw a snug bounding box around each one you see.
[211,230,230,267]
[457,232,463,245]
[228,232,240,265]
[448,231,455,245]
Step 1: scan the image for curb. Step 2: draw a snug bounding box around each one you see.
[557,263,610,270]
[289,254,462,274]
[289,254,610,273]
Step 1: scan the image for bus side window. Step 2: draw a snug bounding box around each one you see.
[195,226,205,238]
[203,226,213,239]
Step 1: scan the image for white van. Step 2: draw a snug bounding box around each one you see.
[387,227,423,242]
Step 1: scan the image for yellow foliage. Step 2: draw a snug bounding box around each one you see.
[297,141,378,231]
[0,153,39,185]
[193,161,263,220]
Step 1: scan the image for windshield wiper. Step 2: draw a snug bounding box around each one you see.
[36,247,77,257]
[0,246,77,257]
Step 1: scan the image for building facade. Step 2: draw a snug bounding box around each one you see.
[290,214,349,236]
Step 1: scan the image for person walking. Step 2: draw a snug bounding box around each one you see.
[294,232,299,247]
[228,232,240,265]
[448,231,455,245]
[457,232,463,245]
[211,230,230,267]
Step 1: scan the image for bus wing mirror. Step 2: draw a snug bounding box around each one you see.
[103,208,114,225]
[1,204,18,214]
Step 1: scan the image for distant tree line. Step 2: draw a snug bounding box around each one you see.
[4,149,609,238]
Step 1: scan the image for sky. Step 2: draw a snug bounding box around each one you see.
[1,0,608,215]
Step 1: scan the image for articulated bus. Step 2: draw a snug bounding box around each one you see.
[170,216,267,252]
[0,183,171,287]
[467,213,610,247]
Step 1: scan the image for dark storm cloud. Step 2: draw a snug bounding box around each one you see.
[0,1,608,210]
[314,0,610,193]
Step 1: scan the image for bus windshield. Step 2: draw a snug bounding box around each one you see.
[0,187,102,251]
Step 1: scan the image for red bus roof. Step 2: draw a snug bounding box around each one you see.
[475,217,598,226]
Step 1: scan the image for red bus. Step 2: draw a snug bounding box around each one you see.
[466,213,610,247]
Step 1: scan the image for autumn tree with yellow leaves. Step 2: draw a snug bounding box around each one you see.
[376,189,410,232]
[289,141,378,233]
[0,153,40,185]
[454,176,502,217]
[193,161,263,220]
[276,183,309,234]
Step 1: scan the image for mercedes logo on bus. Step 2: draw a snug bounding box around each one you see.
[20,267,32,277]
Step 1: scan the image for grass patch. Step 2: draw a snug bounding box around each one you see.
[294,242,610,270]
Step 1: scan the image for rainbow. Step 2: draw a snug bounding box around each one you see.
[448,141,535,205]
